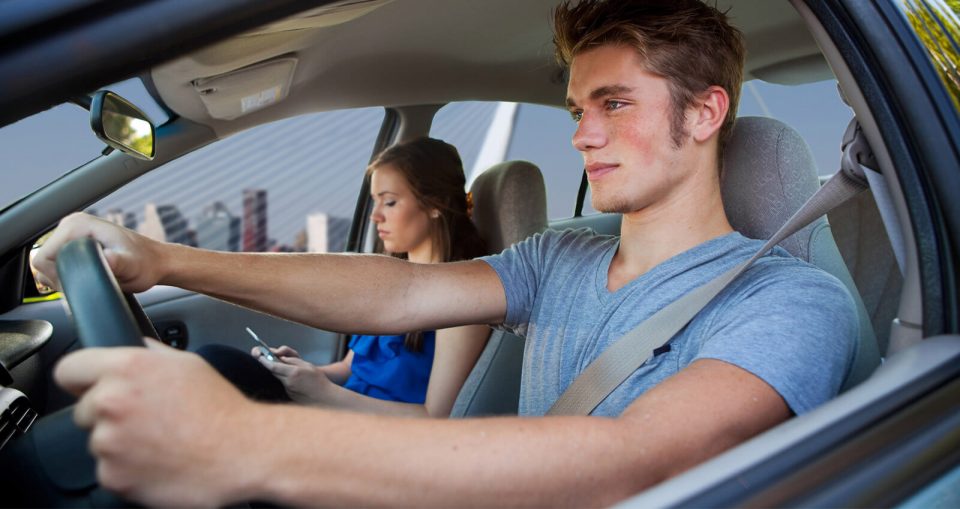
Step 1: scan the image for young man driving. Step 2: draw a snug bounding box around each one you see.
[34,0,857,506]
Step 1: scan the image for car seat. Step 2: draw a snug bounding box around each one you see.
[828,188,902,356]
[449,160,548,417]
[722,116,880,390]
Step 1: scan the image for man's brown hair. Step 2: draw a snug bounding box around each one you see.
[553,0,746,154]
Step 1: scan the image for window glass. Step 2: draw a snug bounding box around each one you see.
[0,77,169,211]
[91,107,384,253]
[432,102,587,220]
[433,81,851,222]
[896,461,960,509]
[505,104,592,218]
[738,79,853,176]
[431,102,498,170]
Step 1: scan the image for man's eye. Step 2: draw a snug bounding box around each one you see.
[570,110,583,122]
[606,100,625,111]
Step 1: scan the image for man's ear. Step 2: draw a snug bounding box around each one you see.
[690,86,729,143]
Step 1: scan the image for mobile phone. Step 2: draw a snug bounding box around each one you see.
[246,327,280,362]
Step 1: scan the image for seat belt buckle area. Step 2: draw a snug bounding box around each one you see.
[841,118,877,186]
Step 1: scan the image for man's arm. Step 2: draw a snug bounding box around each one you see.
[33,213,506,333]
[55,343,789,507]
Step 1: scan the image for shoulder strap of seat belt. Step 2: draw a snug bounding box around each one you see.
[547,120,875,416]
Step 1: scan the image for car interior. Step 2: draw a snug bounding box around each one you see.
[0,0,958,506]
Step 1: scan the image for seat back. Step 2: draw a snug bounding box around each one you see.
[828,189,902,356]
[722,116,880,389]
[450,161,547,417]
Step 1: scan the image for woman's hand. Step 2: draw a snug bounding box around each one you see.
[250,344,301,360]
[254,352,336,405]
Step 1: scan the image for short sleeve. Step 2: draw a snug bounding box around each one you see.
[479,231,549,335]
[694,262,859,414]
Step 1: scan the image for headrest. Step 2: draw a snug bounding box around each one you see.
[469,160,548,253]
[721,116,824,261]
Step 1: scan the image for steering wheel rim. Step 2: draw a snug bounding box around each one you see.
[56,238,153,348]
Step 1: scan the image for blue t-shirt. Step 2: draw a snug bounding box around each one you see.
[480,228,858,417]
[343,332,435,404]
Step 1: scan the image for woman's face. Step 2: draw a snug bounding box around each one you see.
[370,164,436,262]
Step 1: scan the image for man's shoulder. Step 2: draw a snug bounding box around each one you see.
[747,247,851,296]
[492,226,617,260]
[715,245,858,336]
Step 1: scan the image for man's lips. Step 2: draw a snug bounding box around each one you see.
[585,163,618,181]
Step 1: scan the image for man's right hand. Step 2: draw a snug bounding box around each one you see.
[32,212,167,293]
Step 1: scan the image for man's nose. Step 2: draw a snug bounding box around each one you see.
[572,111,606,152]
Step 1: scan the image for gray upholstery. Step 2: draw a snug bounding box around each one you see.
[828,189,902,356]
[722,116,880,389]
[450,161,548,417]
[468,160,548,253]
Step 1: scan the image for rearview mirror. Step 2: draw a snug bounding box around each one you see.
[90,91,155,160]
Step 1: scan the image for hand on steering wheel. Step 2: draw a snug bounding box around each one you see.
[56,237,158,347]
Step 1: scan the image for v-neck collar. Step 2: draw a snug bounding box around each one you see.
[594,231,744,300]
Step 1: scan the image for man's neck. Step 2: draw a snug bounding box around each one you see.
[607,166,733,292]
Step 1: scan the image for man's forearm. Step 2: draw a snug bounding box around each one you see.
[238,406,656,507]
[157,244,428,333]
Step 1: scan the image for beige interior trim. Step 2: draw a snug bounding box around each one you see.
[789,0,923,353]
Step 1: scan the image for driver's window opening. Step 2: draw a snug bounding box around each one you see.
[89,108,384,254]
[433,80,851,222]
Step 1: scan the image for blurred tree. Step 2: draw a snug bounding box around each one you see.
[903,0,960,111]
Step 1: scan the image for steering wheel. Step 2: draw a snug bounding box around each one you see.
[56,237,159,346]
[0,238,160,506]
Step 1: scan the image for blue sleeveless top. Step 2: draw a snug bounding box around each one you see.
[343,331,435,403]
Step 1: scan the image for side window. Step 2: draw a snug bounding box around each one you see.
[431,102,586,220]
[738,79,852,176]
[92,108,385,253]
[432,84,850,222]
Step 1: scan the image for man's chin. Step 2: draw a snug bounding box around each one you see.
[591,197,634,215]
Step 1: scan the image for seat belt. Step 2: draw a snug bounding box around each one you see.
[548,120,876,416]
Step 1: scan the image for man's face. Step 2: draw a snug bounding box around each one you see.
[566,45,694,214]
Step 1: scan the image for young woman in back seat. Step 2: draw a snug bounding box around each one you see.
[199,137,490,417]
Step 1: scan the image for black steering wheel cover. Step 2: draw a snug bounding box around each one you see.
[56,238,145,348]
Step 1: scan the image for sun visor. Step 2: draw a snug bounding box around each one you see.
[191,56,297,120]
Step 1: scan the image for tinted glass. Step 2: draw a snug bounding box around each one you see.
[91,108,384,253]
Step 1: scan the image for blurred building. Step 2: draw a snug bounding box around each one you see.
[306,212,351,253]
[139,202,195,246]
[196,201,241,251]
[242,189,268,252]
[104,208,138,230]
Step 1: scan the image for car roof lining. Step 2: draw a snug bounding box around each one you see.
[148,0,828,138]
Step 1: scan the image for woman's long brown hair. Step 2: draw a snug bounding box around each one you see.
[366,137,488,351]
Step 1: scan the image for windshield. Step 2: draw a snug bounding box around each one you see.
[0,78,168,210]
